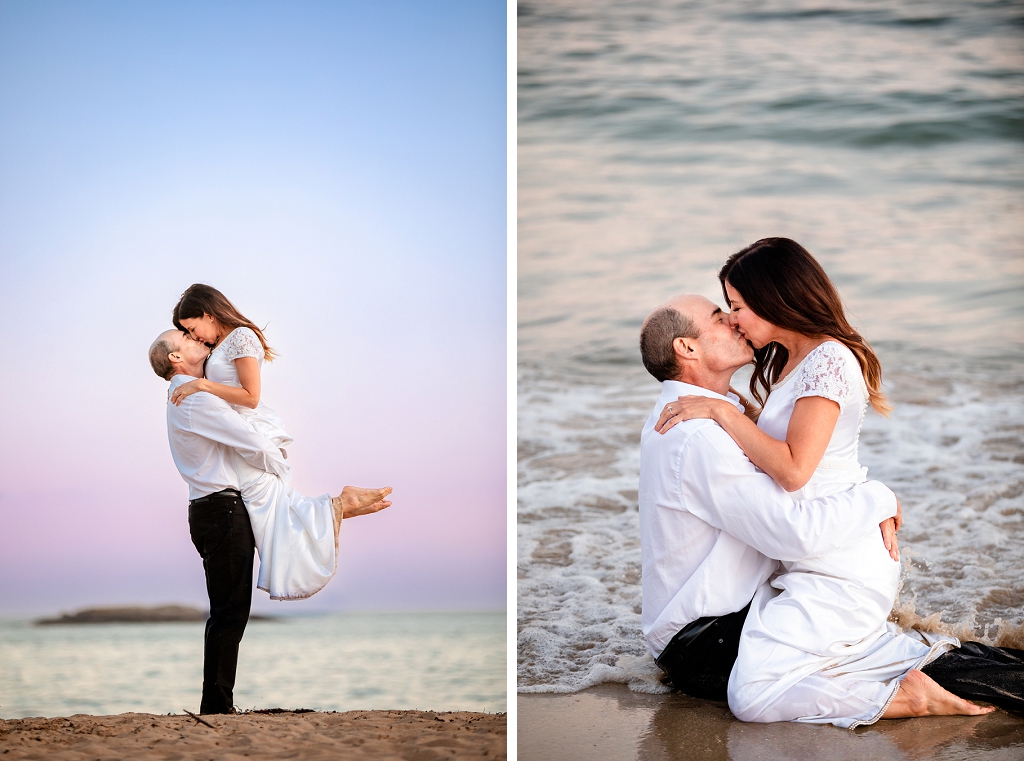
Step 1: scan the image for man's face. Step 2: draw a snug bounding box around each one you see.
[164,329,210,373]
[178,331,211,366]
[679,295,754,372]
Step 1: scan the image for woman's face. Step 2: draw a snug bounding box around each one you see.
[179,314,221,346]
[724,281,776,349]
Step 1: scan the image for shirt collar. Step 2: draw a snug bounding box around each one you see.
[169,373,200,388]
[659,380,745,412]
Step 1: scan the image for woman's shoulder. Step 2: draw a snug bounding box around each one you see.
[806,340,858,367]
[225,325,258,341]
[794,341,864,405]
[220,326,264,360]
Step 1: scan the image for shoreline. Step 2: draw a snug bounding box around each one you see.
[0,709,506,760]
[518,684,1024,761]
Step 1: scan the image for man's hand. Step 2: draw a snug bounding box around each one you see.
[880,496,902,561]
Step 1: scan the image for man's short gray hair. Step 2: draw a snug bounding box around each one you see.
[149,336,178,380]
[639,307,700,382]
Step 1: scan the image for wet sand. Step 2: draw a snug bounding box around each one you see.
[519,685,1024,761]
[0,709,506,760]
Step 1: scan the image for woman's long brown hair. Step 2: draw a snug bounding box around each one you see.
[172,284,277,361]
[719,238,891,416]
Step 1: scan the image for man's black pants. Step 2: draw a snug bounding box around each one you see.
[922,641,1024,714]
[656,605,750,701]
[657,606,1024,714]
[188,490,254,715]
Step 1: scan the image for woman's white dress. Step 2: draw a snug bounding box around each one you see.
[727,341,956,728]
[206,327,337,601]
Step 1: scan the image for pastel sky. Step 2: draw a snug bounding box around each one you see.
[0,1,506,616]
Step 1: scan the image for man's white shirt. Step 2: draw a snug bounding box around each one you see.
[166,374,290,500]
[639,380,898,656]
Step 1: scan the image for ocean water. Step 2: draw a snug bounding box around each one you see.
[518,0,1024,692]
[0,611,505,718]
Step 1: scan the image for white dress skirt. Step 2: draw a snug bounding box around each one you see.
[207,327,337,601]
[727,341,957,728]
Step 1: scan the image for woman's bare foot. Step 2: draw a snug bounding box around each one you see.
[341,486,392,511]
[883,669,995,719]
[330,497,343,552]
[329,488,391,552]
[331,486,391,528]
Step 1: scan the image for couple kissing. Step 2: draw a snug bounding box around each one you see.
[638,237,1024,727]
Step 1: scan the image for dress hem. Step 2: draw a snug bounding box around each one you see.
[259,521,341,602]
[846,634,957,729]
[849,682,900,729]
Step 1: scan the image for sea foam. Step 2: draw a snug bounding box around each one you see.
[517,357,1024,692]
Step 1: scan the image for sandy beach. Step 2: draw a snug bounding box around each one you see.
[0,709,506,760]
[519,685,1024,761]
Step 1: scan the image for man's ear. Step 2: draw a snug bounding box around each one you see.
[673,336,698,363]
[168,351,182,365]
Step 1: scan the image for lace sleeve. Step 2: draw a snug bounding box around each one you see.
[221,327,264,362]
[793,342,854,409]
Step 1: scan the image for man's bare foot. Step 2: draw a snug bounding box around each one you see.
[883,669,995,719]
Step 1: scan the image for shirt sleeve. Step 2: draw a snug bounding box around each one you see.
[677,425,896,562]
[184,392,289,480]
[793,342,853,408]
[222,328,264,362]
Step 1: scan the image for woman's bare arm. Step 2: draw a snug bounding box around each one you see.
[656,395,839,492]
[728,385,760,422]
[657,393,900,560]
[170,357,262,409]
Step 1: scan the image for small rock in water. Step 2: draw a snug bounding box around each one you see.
[34,605,277,624]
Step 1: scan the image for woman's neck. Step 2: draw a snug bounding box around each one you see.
[775,330,826,374]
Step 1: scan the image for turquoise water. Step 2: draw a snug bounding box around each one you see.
[0,611,505,718]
